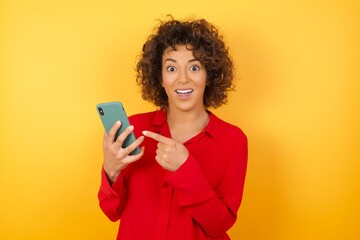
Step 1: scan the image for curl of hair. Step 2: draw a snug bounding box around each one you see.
[136,17,234,109]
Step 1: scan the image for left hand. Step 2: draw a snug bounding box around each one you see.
[142,130,189,172]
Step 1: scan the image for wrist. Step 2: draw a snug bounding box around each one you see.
[103,167,119,185]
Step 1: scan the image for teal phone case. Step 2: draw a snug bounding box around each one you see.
[96,101,140,155]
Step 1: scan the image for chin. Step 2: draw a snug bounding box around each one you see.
[176,102,203,112]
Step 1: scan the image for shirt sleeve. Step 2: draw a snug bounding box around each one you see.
[98,167,127,222]
[164,135,248,237]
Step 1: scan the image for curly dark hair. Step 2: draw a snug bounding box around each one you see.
[136,17,234,109]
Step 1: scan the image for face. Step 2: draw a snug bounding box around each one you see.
[161,44,207,113]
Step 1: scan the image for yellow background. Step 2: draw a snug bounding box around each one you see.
[1,0,359,239]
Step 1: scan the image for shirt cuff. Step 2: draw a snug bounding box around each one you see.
[100,167,125,197]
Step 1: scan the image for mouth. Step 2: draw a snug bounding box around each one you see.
[175,89,193,95]
[175,89,193,99]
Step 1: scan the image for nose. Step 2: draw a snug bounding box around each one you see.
[177,68,189,84]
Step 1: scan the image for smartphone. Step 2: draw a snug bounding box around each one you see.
[96,101,140,155]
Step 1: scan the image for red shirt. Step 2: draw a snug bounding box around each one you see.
[98,110,248,240]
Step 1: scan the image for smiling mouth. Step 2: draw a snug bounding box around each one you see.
[175,89,193,95]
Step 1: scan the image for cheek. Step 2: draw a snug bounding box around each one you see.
[162,72,175,86]
[195,73,207,87]
[161,77,171,91]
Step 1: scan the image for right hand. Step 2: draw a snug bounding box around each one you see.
[103,121,145,184]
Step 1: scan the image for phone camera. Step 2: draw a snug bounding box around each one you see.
[98,107,104,116]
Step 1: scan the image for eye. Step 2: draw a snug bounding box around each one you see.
[166,66,176,72]
[190,65,200,71]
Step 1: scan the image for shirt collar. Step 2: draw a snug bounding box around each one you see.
[204,111,219,139]
[152,109,167,126]
[152,109,219,139]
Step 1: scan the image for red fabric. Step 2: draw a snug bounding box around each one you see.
[98,110,248,240]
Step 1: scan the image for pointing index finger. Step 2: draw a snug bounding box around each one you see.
[142,130,173,144]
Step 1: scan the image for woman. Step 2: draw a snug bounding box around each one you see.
[98,17,248,240]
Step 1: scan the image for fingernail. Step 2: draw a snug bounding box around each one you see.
[116,120,121,125]
[142,130,147,135]
[129,125,134,131]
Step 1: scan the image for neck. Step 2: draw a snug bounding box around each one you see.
[165,106,210,143]
[166,106,208,127]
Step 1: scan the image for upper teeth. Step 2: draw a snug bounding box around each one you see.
[176,89,192,94]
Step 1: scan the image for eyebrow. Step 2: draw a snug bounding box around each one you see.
[163,58,200,64]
